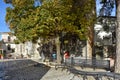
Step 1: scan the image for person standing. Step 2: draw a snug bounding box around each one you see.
[52,51,56,62]
[63,51,70,62]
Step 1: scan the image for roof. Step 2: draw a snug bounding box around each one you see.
[0,32,11,34]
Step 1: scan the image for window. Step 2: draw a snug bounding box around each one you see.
[7,44,11,50]
[8,36,11,42]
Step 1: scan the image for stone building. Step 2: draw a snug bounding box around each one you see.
[0,32,16,54]
[0,32,40,59]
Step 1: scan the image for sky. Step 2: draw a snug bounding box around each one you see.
[0,0,11,40]
[0,0,10,32]
[0,0,116,40]
[96,0,116,16]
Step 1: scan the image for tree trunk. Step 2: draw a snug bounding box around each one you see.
[55,36,61,64]
[87,40,93,58]
[87,27,95,59]
[115,0,120,73]
[87,0,96,59]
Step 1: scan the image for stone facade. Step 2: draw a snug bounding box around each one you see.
[0,32,16,54]
[0,32,40,59]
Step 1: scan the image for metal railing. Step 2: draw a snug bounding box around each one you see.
[55,57,120,80]
[64,57,110,70]
[68,67,120,80]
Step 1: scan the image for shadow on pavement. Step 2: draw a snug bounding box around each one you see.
[0,59,51,80]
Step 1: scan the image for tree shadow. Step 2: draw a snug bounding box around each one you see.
[2,59,51,80]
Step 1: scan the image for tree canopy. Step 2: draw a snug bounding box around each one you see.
[4,0,96,43]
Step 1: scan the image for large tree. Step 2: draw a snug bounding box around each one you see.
[4,0,96,63]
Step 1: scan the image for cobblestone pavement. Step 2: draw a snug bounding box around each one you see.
[0,59,80,80]
[0,59,50,80]
[0,59,113,80]
[4,64,50,80]
[41,68,81,80]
